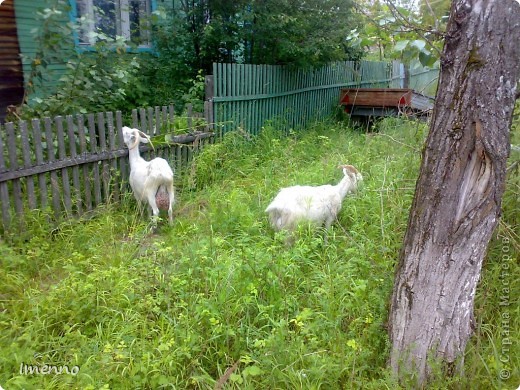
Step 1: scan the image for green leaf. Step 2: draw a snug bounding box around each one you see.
[411,40,426,51]
[378,16,396,26]
[394,40,409,52]
[243,365,263,377]
[230,373,243,383]
[419,50,437,67]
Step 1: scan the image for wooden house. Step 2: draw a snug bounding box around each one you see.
[0,0,161,123]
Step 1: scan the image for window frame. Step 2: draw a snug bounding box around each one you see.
[69,0,157,52]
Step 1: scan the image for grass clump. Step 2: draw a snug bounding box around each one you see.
[0,117,518,389]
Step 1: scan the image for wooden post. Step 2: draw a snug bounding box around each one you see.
[403,64,410,89]
[205,75,214,131]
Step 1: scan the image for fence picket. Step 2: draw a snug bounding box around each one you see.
[96,113,111,202]
[44,118,61,217]
[20,121,37,210]
[106,112,119,203]
[0,126,11,227]
[187,103,193,133]
[139,108,147,134]
[87,113,102,205]
[55,116,72,215]
[76,115,92,211]
[66,116,82,214]
[31,120,48,211]
[131,109,138,128]
[5,123,23,216]
[116,111,128,192]
[155,106,161,136]
[147,107,154,136]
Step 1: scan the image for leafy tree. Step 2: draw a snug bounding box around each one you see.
[418,0,451,32]
[157,0,363,74]
[244,0,363,67]
[351,0,444,66]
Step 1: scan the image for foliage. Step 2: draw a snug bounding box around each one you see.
[155,0,364,74]
[182,71,206,113]
[12,0,145,120]
[0,117,518,388]
[349,0,446,67]
[243,0,364,67]
[131,7,202,109]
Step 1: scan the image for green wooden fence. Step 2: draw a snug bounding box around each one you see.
[211,61,401,135]
[409,64,439,98]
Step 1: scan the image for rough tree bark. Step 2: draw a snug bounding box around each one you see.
[389,0,520,385]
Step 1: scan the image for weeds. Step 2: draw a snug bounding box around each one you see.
[0,118,518,389]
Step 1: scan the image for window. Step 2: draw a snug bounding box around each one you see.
[75,0,152,49]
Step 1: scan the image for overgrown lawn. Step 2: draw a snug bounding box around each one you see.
[0,118,518,389]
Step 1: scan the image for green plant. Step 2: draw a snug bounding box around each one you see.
[14,1,143,120]
[0,117,518,389]
[181,71,206,113]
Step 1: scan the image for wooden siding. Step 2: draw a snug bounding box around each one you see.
[0,0,24,122]
[14,0,70,99]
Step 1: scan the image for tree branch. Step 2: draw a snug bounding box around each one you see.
[383,0,443,58]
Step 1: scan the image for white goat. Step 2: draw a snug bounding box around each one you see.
[122,126,175,225]
[265,165,362,241]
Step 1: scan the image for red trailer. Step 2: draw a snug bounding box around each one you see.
[339,88,434,120]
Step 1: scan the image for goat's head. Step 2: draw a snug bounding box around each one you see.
[122,126,150,150]
[338,164,363,183]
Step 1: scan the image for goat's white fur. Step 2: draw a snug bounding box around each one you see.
[122,126,175,224]
[265,165,362,238]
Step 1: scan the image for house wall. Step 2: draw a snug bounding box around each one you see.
[0,0,24,122]
[14,0,73,103]
[12,0,165,109]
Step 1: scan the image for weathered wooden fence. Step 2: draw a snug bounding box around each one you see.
[0,104,214,231]
[209,60,406,135]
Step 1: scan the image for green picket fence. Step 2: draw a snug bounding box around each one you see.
[211,60,402,135]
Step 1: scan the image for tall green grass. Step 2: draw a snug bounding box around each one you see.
[0,117,518,389]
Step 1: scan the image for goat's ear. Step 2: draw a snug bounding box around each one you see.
[343,165,358,175]
[138,130,150,143]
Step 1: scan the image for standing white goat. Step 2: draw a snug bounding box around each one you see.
[122,126,175,225]
[265,165,362,242]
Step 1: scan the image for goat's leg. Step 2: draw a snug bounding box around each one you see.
[167,182,175,225]
[323,217,335,245]
[146,190,161,227]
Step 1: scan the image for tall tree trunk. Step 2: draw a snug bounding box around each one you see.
[389,0,520,385]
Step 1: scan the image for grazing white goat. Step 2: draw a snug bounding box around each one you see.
[122,126,175,225]
[265,165,362,242]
